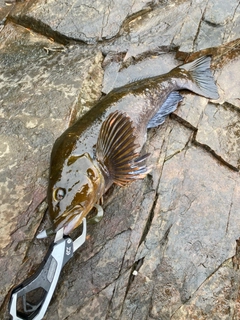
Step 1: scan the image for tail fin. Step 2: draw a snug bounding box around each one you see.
[179,56,219,100]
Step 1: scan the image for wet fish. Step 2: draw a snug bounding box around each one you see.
[44,55,219,236]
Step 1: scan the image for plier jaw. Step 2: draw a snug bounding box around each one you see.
[9,218,87,320]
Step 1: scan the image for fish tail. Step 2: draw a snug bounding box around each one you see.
[178,55,219,100]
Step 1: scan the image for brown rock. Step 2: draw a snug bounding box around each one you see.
[0,0,240,319]
[196,101,240,171]
[0,22,103,309]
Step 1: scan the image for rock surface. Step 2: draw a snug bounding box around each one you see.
[0,0,239,319]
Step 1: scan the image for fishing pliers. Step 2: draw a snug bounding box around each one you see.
[9,218,87,320]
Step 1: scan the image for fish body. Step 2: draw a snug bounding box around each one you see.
[47,56,219,235]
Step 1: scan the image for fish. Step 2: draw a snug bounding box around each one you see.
[41,55,219,237]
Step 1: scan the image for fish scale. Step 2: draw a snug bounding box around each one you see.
[47,55,219,235]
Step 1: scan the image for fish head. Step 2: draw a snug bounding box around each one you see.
[48,152,105,235]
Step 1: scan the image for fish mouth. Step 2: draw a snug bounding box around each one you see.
[61,204,84,218]
[54,204,87,234]
[63,214,83,235]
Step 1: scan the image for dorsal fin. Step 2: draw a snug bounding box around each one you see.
[96,111,151,186]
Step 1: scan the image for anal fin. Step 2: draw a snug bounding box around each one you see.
[147,91,183,129]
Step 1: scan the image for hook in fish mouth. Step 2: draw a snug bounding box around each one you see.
[36,204,84,238]
[36,204,104,239]
[53,204,86,235]
[58,203,104,234]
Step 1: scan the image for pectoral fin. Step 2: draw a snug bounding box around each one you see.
[96,111,151,186]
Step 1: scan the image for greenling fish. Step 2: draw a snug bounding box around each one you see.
[38,55,219,237]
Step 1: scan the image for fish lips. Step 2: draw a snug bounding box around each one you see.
[53,204,86,235]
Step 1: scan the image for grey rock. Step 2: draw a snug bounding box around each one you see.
[196,102,240,171]
[174,93,209,129]
[0,0,15,23]
[172,258,240,319]
[0,0,240,319]
[10,0,151,44]
[216,56,240,109]
[195,0,240,51]
[102,52,178,94]
[134,128,240,319]
[0,22,103,308]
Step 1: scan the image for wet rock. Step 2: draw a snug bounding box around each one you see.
[102,52,178,94]
[194,0,240,51]
[10,0,151,44]
[0,0,15,23]
[216,55,240,108]
[0,22,103,308]
[196,102,240,171]
[172,258,240,319]
[174,94,209,129]
[133,132,240,319]
[0,0,240,319]
[165,121,194,160]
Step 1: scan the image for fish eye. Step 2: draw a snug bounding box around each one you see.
[54,188,66,201]
[87,168,96,180]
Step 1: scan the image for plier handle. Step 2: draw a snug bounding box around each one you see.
[9,218,87,320]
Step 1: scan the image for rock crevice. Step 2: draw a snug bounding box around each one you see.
[0,0,239,319]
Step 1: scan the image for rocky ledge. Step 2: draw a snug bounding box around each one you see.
[0,0,239,319]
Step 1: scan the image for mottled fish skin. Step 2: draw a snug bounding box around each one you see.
[47,55,219,235]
